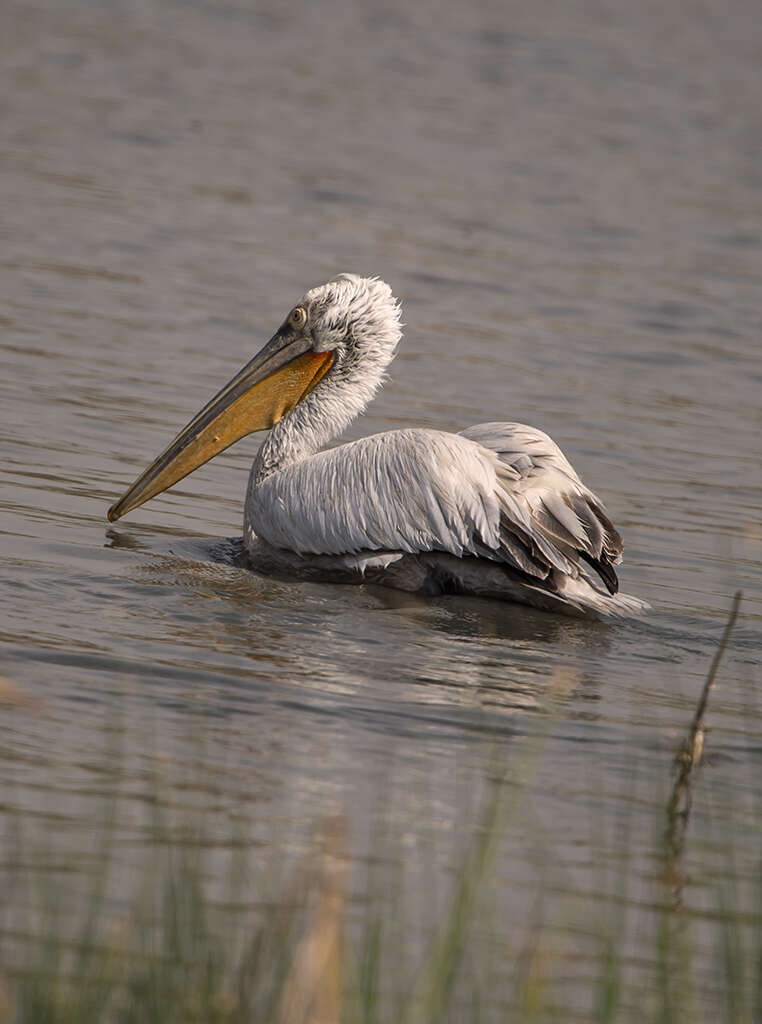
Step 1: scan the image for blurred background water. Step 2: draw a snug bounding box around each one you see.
[1,0,761,1015]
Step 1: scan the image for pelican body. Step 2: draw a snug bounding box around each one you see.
[108,275,647,618]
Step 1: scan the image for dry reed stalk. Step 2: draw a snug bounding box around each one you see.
[665,590,742,906]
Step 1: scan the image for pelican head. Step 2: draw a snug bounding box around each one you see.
[107,274,402,522]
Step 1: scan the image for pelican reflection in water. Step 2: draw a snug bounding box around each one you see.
[108,275,648,618]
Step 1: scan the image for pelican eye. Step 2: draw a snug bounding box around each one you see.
[288,306,307,329]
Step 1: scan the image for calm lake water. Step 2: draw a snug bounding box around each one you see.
[1,0,761,1013]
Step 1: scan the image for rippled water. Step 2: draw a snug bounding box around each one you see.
[2,0,761,1011]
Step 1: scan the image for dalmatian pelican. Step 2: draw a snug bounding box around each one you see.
[108,274,648,617]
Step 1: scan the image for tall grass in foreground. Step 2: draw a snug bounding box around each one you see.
[2,594,760,1024]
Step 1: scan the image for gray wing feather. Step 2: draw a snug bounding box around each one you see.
[461,422,623,592]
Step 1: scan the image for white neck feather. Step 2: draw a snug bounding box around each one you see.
[251,366,378,483]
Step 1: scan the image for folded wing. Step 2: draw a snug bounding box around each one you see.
[247,424,624,596]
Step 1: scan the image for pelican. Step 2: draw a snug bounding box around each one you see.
[108,274,648,617]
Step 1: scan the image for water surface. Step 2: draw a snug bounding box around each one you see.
[1,0,761,1012]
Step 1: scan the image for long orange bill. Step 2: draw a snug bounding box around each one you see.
[107,328,333,522]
